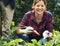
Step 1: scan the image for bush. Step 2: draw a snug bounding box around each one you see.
[0,29,60,46]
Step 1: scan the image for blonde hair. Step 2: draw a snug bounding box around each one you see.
[32,0,47,9]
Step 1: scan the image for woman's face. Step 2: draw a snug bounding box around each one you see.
[34,1,46,15]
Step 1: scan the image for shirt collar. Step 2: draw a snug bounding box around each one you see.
[31,11,48,23]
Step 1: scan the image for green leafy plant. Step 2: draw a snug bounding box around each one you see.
[0,29,60,46]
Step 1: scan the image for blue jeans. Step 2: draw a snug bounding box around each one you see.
[40,38,47,44]
[14,34,31,42]
[14,34,47,43]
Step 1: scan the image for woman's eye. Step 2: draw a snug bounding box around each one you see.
[37,5,40,7]
[41,5,44,7]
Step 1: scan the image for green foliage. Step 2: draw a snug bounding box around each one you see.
[0,38,24,46]
[13,0,33,25]
[53,15,60,30]
[0,29,60,46]
[11,21,15,27]
[24,40,42,46]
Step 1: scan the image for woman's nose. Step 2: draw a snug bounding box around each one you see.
[39,6,42,9]
[38,6,42,10]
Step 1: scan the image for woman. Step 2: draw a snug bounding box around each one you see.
[15,0,53,43]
